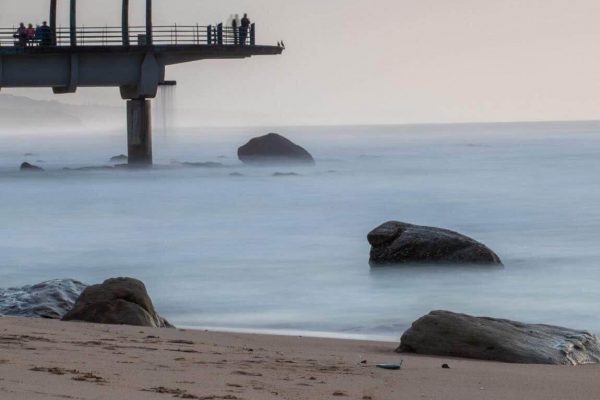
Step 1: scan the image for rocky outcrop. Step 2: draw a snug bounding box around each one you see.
[368,221,501,265]
[182,162,224,168]
[110,154,128,162]
[62,277,172,328]
[20,162,44,171]
[273,172,300,177]
[398,311,600,365]
[63,166,114,171]
[0,279,86,319]
[238,133,315,165]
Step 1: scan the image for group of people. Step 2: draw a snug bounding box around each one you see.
[229,13,251,45]
[14,21,52,47]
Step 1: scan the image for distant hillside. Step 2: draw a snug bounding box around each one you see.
[0,94,123,132]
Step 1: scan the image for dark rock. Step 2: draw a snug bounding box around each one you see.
[238,133,315,165]
[62,277,172,328]
[110,154,128,162]
[182,161,224,168]
[441,363,450,369]
[398,310,600,365]
[368,221,501,265]
[0,279,86,319]
[63,166,114,171]
[20,162,44,171]
[273,172,300,177]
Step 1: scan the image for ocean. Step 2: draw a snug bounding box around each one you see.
[1,121,600,341]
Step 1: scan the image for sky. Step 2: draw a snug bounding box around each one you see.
[2,0,600,125]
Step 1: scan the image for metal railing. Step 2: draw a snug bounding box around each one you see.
[0,23,256,47]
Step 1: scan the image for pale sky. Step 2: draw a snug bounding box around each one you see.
[2,0,600,125]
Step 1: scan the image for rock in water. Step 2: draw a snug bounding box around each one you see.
[110,154,128,162]
[20,162,44,171]
[398,311,600,365]
[368,221,501,265]
[62,277,172,328]
[182,161,224,168]
[238,133,315,165]
[272,172,300,177]
[0,279,86,319]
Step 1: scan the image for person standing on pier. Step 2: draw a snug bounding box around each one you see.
[38,22,52,47]
[14,23,27,47]
[26,24,36,45]
[240,13,251,45]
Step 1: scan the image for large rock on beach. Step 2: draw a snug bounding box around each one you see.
[238,133,315,165]
[0,279,86,319]
[398,310,600,365]
[368,221,501,265]
[62,277,172,328]
[20,162,44,171]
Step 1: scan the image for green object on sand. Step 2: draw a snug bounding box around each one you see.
[376,361,403,370]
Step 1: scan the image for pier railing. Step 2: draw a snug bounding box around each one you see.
[0,24,256,47]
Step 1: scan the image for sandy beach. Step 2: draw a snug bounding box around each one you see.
[0,317,598,400]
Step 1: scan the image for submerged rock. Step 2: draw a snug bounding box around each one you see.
[182,161,224,168]
[238,133,315,165]
[273,172,300,177]
[62,277,172,328]
[0,279,86,319]
[63,166,114,171]
[110,154,128,162]
[20,162,44,171]
[368,221,501,265]
[398,311,600,365]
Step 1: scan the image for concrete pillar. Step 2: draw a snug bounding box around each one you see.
[70,0,77,46]
[127,99,152,165]
[146,0,153,45]
[49,0,57,45]
[122,0,130,46]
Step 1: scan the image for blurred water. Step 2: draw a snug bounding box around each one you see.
[155,85,176,138]
[1,121,600,341]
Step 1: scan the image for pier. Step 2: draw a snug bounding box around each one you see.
[0,0,283,165]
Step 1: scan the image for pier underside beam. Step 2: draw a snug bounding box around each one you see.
[127,99,152,166]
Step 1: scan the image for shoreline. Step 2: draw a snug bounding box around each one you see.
[177,325,400,343]
[2,316,600,399]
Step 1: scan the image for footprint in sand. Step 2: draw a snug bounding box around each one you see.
[72,372,107,384]
[30,367,107,384]
[232,370,263,377]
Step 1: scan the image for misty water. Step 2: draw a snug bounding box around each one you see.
[155,84,176,137]
[1,121,600,341]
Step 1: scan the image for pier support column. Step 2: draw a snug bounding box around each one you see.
[122,0,130,46]
[146,0,153,45]
[70,0,77,46]
[127,99,152,166]
[50,0,57,45]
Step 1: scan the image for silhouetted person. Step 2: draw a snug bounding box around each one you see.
[38,21,52,46]
[14,23,27,47]
[25,24,36,45]
[232,18,238,45]
[240,13,250,45]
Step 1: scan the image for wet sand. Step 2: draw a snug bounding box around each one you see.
[0,316,599,399]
